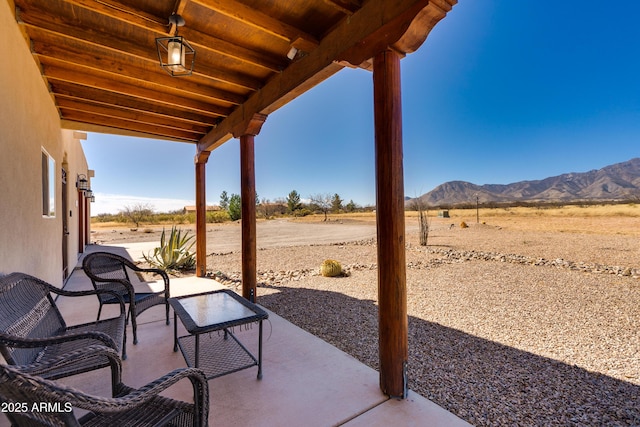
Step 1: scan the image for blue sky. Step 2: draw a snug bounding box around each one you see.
[84,1,640,215]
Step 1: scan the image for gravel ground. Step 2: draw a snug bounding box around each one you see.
[95,217,640,426]
[205,222,640,427]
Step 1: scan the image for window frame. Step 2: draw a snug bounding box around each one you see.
[41,148,56,218]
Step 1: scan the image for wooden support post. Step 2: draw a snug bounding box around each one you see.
[240,134,257,302]
[195,151,210,277]
[373,48,408,399]
[234,114,267,302]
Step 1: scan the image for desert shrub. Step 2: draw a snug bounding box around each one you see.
[143,226,195,272]
[320,259,343,277]
[93,213,119,223]
[207,211,230,223]
[460,221,468,228]
[153,212,190,224]
[293,208,313,217]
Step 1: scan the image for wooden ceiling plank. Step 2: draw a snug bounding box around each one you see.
[56,98,210,134]
[180,27,286,72]
[44,63,232,116]
[61,0,167,33]
[55,89,218,126]
[33,40,244,106]
[192,0,319,47]
[18,6,264,91]
[61,110,202,141]
[198,0,453,153]
[321,0,361,15]
[61,0,285,71]
[60,109,205,139]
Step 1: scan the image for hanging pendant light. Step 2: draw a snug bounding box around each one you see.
[156,14,195,77]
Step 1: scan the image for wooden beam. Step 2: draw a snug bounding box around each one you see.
[374,49,408,399]
[240,134,257,302]
[62,0,286,72]
[195,151,211,277]
[57,98,210,134]
[192,0,319,48]
[321,0,362,15]
[33,44,244,106]
[236,114,266,302]
[59,110,203,142]
[43,63,232,117]
[197,0,453,153]
[54,87,219,127]
[61,0,166,33]
[18,6,264,91]
[181,27,288,72]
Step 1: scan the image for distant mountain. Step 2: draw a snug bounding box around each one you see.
[410,158,640,207]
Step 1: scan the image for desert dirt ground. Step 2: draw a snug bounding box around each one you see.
[91,207,640,427]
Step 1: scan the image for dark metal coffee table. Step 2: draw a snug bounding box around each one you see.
[168,289,268,380]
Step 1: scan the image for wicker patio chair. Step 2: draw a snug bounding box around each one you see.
[0,345,209,427]
[82,251,171,345]
[0,272,127,385]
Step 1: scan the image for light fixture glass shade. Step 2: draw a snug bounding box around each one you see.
[77,174,89,191]
[168,39,185,70]
[156,36,195,77]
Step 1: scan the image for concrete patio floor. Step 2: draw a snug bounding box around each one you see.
[1,244,471,427]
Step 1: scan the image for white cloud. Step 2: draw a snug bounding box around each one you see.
[91,193,195,215]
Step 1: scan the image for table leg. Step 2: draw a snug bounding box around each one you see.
[195,334,200,368]
[173,311,178,352]
[257,319,263,380]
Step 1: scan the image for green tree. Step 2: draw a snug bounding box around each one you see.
[219,191,229,211]
[287,190,302,214]
[228,193,241,221]
[331,193,343,213]
[345,199,357,213]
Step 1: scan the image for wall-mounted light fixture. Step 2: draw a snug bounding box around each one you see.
[85,189,95,202]
[156,14,195,77]
[76,174,89,191]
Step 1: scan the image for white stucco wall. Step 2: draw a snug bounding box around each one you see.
[0,2,89,286]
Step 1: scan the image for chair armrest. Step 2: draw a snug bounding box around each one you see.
[120,367,208,402]
[44,367,208,425]
[12,345,122,395]
[116,255,170,296]
[129,264,171,297]
[112,367,209,426]
[49,287,127,318]
[0,329,119,352]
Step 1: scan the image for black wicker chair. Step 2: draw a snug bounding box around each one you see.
[82,251,171,345]
[0,346,209,427]
[0,272,127,382]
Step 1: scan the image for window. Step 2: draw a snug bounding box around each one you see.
[42,149,55,217]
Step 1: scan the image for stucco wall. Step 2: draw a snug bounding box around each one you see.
[0,2,89,286]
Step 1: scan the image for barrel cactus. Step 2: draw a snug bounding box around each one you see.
[320,259,343,277]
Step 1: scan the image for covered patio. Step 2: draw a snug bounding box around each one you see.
[0,243,470,426]
[9,0,459,400]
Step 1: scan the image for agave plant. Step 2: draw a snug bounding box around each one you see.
[143,226,196,272]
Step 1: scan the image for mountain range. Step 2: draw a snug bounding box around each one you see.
[410,157,640,207]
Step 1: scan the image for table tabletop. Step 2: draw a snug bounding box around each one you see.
[169,289,268,334]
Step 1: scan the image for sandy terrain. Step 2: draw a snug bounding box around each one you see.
[91,211,640,426]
